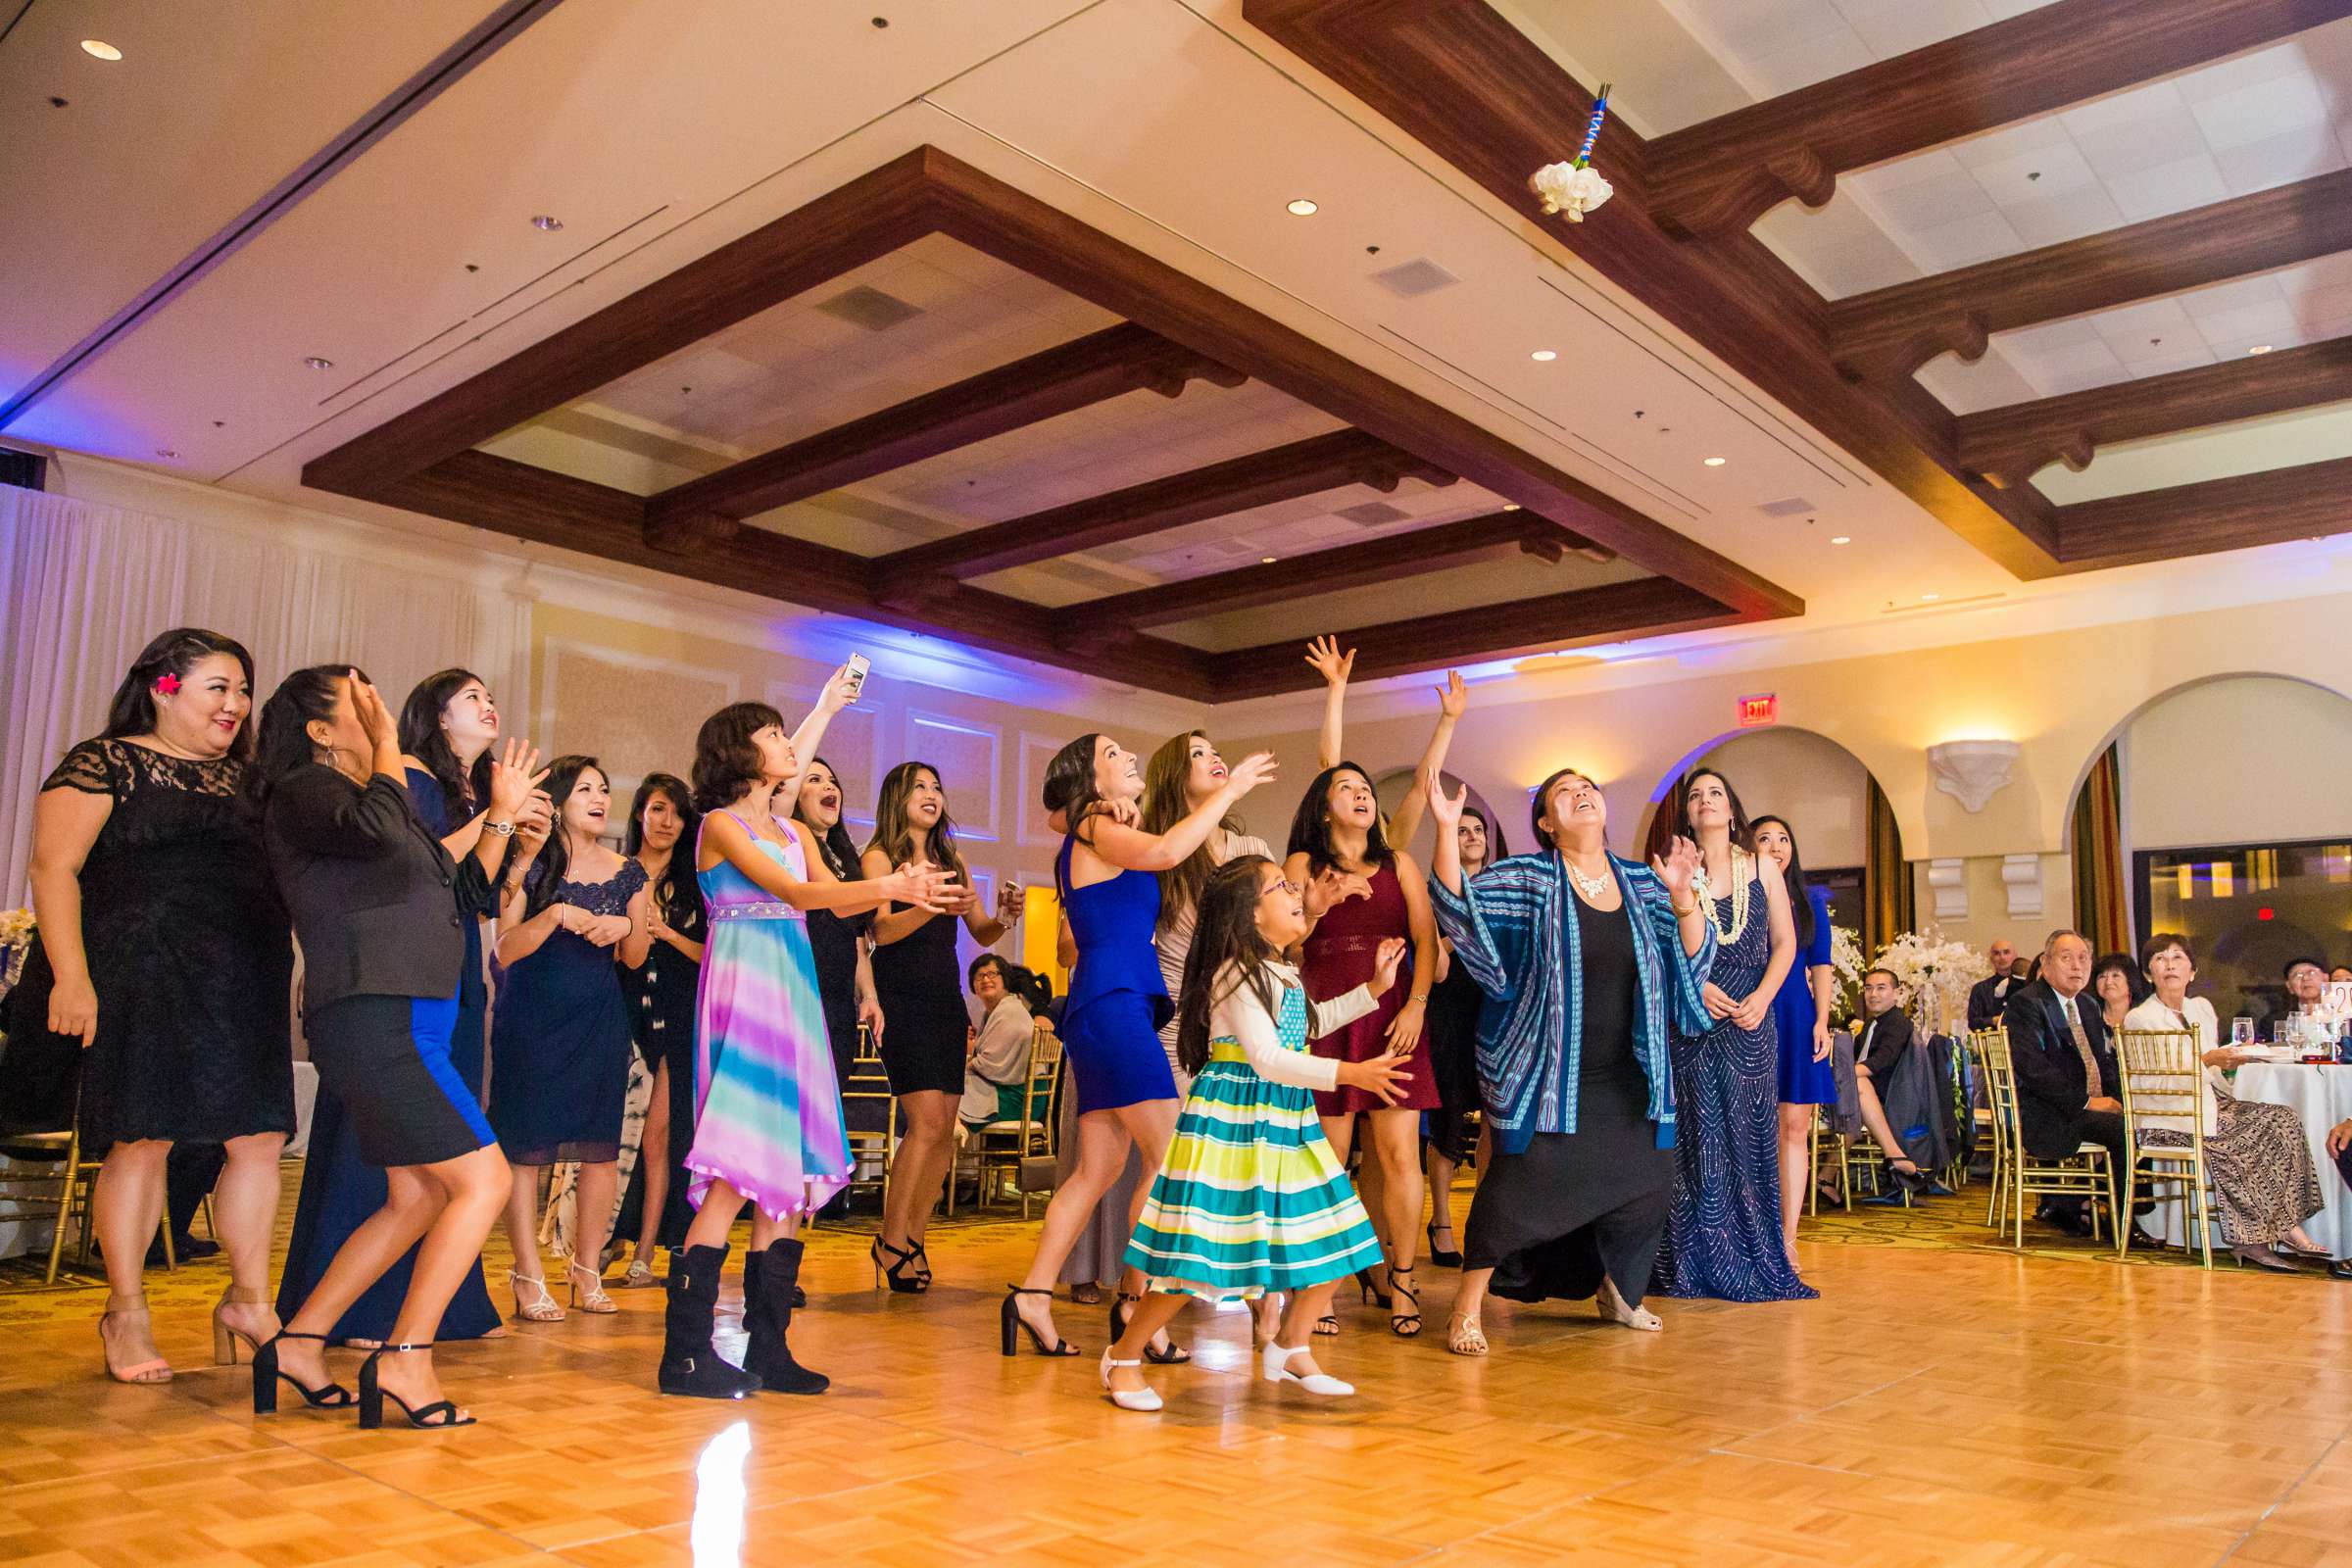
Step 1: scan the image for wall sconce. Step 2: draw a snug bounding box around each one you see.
[1925,739,2020,813]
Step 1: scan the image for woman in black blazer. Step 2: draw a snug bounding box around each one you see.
[257,666,543,1430]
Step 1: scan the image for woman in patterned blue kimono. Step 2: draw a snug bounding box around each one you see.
[1646,768,1814,1303]
[1423,761,1713,1356]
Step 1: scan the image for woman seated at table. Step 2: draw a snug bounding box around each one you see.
[959,955,1045,1133]
[2127,934,2328,1271]
[2091,952,2147,1036]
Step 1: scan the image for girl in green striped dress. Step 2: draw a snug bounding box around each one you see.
[1105,856,1411,1410]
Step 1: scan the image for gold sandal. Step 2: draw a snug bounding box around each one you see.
[566,1260,618,1314]
[1446,1311,1488,1357]
[508,1269,566,1322]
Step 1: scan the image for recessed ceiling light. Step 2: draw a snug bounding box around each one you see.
[1921,593,1940,602]
[1500,503,1521,512]
[303,356,333,370]
[2247,344,2274,355]
[80,39,122,60]
[1260,556,1278,564]
[1703,457,1727,466]
[1830,534,1851,545]
[1286,198,1318,216]
[1530,349,1557,362]
[531,214,564,231]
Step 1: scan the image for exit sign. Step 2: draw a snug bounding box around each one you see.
[1738,693,1778,727]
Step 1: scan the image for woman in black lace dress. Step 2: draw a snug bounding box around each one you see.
[613,773,706,1285]
[14,628,294,1383]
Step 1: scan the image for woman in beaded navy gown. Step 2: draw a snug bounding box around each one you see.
[489,756,652,1320]
[1647,768,1814,1303]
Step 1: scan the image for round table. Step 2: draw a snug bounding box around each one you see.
[2153,1062,2352,1257]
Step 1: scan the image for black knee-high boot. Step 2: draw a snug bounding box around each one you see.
[659,1244,760,1399]
[744,1239,827,1395]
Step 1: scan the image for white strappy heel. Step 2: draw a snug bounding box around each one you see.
[1262,1341,1353,1396]
[1099,1349,1163,1412]
[508,1269,566,1322]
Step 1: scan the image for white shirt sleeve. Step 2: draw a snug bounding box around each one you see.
[1212,968,1341,1093]
[1307,984,1380,1042]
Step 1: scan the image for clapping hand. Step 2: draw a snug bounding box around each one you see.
[1303,865,1372,920]
[883,861,962,913]
[1652,834,1701,904]
[1304,635,1354,687]
[349,670,397,750]
[1224,751,1278,797]
[487,738,549,817]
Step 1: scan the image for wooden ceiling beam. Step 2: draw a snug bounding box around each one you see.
[1071,510,1605,631]
[366,450,1217,699]
[2051,453,2352,569]
[1828,168,2352,384]
[867,428,1451,600]
[640,322,1244,550]
[1958,336,2352,488]
[1208,577,1738,701]
[1644,0,2352,238]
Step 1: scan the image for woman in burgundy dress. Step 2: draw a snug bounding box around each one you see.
[1284,762,1440,1337]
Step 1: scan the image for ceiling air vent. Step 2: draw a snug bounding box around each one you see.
[1337,500,1410,526]
[1371,258,1459,298]
[815,285,923,331]
[1756,497,1816,516]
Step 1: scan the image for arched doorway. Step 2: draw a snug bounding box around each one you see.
[1369,767,1512,861]
[2071,673,2352,1023]
[1647,727,1907,956]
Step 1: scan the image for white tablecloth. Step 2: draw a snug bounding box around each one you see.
[2153,1063,2352,1258]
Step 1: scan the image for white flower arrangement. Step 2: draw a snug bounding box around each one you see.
[1826,923,1866,1029]
[1530,161,1614,221]
[0,906,32,998]
[1873,929,1992,1035]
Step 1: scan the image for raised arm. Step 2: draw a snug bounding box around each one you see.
[1387,670,1466,854]
[781,665,859,808]
[1080,753,1276,874]
[1304,635,1352,771]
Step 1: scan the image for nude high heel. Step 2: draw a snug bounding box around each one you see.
[212,1284,274,1366]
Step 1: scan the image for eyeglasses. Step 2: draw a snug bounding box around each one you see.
[1263,876,1298,897]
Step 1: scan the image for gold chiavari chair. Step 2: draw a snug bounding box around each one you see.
[1968,1030,2009,1229]
[838,1024,897,1215]
[0,1078,175,1282]
[1980,1031,2118,1247]
[969,1022,1064,1218]
[2116,1027,2215,1268]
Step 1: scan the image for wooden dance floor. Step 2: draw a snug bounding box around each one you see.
[4,1192,2349,1568]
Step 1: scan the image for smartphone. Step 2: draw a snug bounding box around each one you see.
[843,653,871,700]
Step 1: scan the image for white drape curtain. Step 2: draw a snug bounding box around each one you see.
[0,485,531,903]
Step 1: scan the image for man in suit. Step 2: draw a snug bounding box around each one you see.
[1966,938,2019,1032]
[1850,967,1950,1201]
[2003,929,2145,1239]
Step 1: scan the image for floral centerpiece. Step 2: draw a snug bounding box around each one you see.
[1872,929,1991,1038]
[0,906,32,1001]
[1827,923,1866,1029]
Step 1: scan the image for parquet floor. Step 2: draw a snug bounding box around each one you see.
[4,1182,2350,1568]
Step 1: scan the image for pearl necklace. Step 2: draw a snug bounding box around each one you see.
[1691,846,1752,945]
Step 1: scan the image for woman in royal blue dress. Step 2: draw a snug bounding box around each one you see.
[1646,768,1814,1303]
[1000,732,1275,1361]
[1751,814,1836,1266]
[274,667,533,1346]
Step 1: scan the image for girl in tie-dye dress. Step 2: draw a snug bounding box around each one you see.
[659,702,953,1401]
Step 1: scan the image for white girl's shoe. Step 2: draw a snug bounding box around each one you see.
[1261,1341,1353,1396]
[1099,1349,1162,1412]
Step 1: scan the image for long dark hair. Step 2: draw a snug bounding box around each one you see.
[1174,855,1283,1077]
[1456,804,1507,876]
[791,755,861,881]
[1144,729,1242,934]
[625,772,705,934]
[106,627,258,761]
[1041,733,1108,848]
[1286,762,1393,878]
[1749,813,1816,950]
[252,664,359,804]
[1645,764,1755,865]
[691,701,786,813]
[525,755,605,916]
[866,760,967,881]
[398,667,493,814]
[1528,765,1602,849]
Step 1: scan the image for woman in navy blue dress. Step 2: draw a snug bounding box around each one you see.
[1647,768,1815,1303]
[1752,815,1837,1264]
[1002,732,1276,1361]
[274,667,524,1346]
[489,755,652,1320]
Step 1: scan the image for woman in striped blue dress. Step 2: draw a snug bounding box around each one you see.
[1105,856,1410,1411]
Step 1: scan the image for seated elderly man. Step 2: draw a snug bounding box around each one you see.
[2004,929,2155,1242]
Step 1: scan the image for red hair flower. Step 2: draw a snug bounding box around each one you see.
[155,672,180,696]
